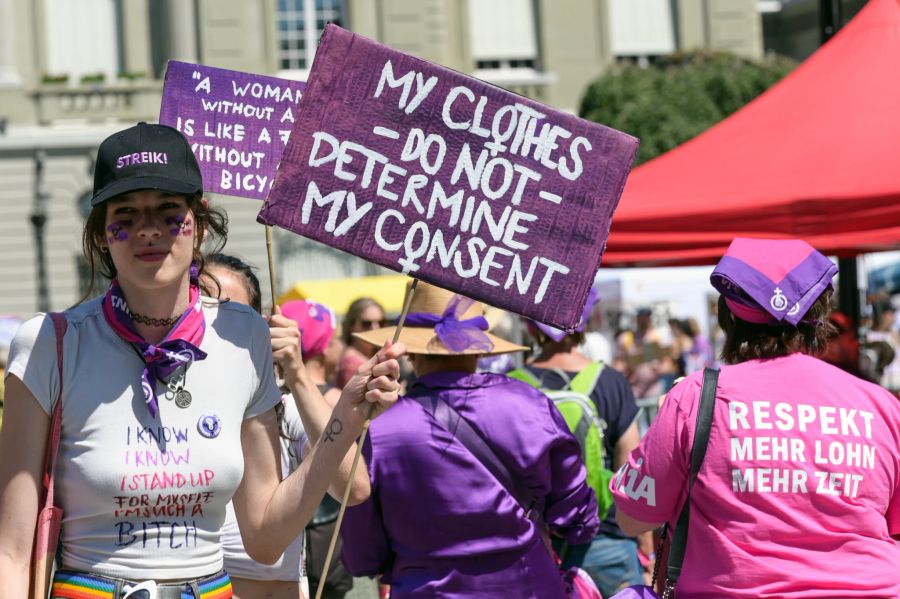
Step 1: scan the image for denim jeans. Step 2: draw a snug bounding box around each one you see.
[570,535,644,598]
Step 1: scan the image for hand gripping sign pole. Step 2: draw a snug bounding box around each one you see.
[313,278,419,599]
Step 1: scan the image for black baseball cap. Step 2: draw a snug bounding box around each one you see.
[91,122,202,206]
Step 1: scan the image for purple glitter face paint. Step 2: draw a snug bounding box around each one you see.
[106,220,132,243]
[165,215,193,237]
[165,215,184,236]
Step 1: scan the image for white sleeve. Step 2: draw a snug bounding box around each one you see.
[4,314,59,415]
[244,313,283,419]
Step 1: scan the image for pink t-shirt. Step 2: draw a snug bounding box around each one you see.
[612,353,900,598]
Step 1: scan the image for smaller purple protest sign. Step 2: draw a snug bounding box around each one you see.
[159,61,305,200]
[258,26,638,329]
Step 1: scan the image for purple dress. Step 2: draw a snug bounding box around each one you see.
[341,371,600,598]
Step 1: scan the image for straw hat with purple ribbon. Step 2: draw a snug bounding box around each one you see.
[352,280,527,355]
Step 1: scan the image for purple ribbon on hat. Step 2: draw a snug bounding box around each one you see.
[405,295,494,353]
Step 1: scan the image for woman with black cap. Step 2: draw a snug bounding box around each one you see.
[610,238,900,598]
[0,123,403,598]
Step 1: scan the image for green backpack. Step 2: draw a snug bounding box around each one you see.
[508,363,615,520]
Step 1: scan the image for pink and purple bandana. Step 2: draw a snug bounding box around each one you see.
[102,265,207,418]
[710,238,837,326]
[279,300,336,360]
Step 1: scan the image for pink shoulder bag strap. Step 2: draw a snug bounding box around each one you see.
[30,312,67,599]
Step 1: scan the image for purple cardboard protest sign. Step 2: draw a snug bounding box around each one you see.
[159,60,305,200]
[258,26,638,329]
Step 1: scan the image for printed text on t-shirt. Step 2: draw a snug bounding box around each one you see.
[728,400,876,498]
[113,425,217,550]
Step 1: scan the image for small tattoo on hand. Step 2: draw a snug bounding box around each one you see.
[323,418,343,443]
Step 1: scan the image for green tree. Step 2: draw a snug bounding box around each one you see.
[579,51,795,165]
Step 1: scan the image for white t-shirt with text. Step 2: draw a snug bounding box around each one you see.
[6,297,281,580]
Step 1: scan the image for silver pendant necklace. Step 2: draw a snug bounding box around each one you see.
[165,369,192,409]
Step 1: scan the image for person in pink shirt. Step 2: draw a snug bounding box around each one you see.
[611,238,900,598]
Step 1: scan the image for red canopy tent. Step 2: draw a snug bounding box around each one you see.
[602,0,900,267]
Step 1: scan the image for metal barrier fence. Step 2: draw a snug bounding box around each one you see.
[635,396,661,436]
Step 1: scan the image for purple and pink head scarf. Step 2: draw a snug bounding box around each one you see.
[711,238,837,326]
[279,300,337,360]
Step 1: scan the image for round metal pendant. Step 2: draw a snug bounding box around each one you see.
[174,389,193,409]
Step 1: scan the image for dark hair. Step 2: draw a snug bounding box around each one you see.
[668,318,689,336]
[718,293,835,364]
[204,253,262,313]
[81,192,228,301]
[342,297,385,345]
[530,326,586,350]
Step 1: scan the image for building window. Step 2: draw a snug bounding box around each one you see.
[608,0,675,58]
[475,58,537,71]
[277,0,344,73]
[44,0,121,84]
[469,0,539,71]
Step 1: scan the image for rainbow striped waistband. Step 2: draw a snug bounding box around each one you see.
[50,569,232,599]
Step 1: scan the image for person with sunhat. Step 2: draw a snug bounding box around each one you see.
[611,238,900,598]
[340,280,600,598]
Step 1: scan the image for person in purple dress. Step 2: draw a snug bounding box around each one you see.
[340,281,600,599]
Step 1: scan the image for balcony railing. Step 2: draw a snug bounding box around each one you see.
[31,81,164,125]
[471,68,557,103]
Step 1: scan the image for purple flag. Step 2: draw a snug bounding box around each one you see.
[159,60,306,200]
[257,26,638,329]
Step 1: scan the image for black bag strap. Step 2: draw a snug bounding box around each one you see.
[664,367,719,595]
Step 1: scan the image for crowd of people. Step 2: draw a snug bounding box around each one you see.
[0,122,897,599]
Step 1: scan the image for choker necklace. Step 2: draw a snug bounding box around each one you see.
[130,311,180,327]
